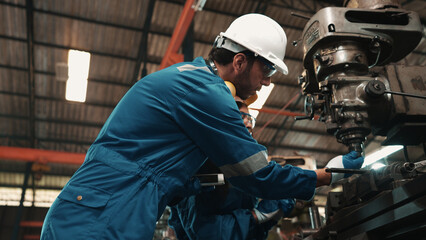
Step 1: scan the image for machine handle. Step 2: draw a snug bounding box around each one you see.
[325,168,368,174]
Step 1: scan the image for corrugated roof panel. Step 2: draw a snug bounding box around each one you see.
[151,1,182,33]
[0,118,29,137]
[34,45,67,73]
[193,11,234,43]
[0,69,28,94]
[0,39,27,67]
[34,13,142,58]
[193,42,211,60]
[37,121,99,142]
[0,4,26,37]
[145,62,161,76]
[34,99,112,126]
[89,55,136,84]
[34,0,150,28]
[148,34,170,61]
[34,74,65,99]
[0,95,28,116]
[267,5,307,31]
[204,0,258,16]
[87,81,129,105]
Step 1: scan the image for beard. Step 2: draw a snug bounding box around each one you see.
[234,66,253,100]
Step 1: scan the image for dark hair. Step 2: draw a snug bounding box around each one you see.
[208,48,256,68]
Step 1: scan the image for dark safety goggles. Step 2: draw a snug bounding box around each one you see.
[241,112,256,125]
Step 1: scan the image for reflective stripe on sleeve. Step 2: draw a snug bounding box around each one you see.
[219,151,269,178]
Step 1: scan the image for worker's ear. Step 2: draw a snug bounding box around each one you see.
[233,53,248,73]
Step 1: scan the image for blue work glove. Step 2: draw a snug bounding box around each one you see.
[252,198,296,224]
[325,151,364,184]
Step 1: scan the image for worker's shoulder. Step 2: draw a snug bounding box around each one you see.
[151,58,223,89]
[166,58,216,80]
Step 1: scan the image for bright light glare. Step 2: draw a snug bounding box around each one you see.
[66,79,88,102]
[65,50,91,102]
[249,83,275,121]
[371,162,386,170]
[362,145,403,168]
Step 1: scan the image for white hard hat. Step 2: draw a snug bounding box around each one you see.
[214,13,288,75]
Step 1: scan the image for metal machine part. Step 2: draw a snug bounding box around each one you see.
[311,162,426,240]
[294,0,426,239]
[297,0,425,152]
[344,0,401,10]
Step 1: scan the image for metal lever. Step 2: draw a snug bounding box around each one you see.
[295,115,313,120]
[366,80,426,100]
[291,12,311,20]
[384,90,426,100]
[325,168,368,174]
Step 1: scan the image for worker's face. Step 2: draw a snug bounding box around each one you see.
[234,55,273,100]
[239,104,253,134]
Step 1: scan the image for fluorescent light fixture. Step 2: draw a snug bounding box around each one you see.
[65,50,91,102]
[362,145,403,168]
[249,83,275,121]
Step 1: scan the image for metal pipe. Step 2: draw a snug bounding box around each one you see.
[309,205,322,229]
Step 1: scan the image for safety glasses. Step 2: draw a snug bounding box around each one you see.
[257,56,277,78]
[242,51,277,78]
[240,112,256,125]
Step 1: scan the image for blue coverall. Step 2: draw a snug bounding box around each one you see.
[168,173,295,239]
[41,57,316,239]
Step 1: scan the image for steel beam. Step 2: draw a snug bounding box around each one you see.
[132,0,156,83]
[0,146,85,165]
[160,0,197,69]
[11,162,32,240]
[12,2,37,238]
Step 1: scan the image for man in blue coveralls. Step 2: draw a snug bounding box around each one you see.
[41,13,363,240]
[168,97,296,239]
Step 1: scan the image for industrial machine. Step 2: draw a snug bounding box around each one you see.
[294,0,426,239]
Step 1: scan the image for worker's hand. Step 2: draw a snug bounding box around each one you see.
[252,198,295,224]
[326,151,364,184]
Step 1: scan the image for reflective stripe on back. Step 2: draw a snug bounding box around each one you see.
[219,151,268,178]
[177,64,211,73]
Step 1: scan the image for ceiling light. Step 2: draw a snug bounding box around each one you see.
[65,50,91,102]
[362,145,403,168]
